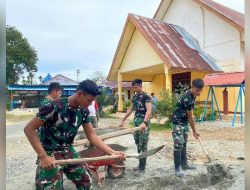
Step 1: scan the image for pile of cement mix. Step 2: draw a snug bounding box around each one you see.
[99,161,239,190]
[206,160,233,186]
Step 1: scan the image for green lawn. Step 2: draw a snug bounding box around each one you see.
[128,121,171,131]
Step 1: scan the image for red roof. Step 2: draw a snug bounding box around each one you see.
[193,0,244,30]
[102,81,133,89]
[129,14,220,71]
[204,72,245,86]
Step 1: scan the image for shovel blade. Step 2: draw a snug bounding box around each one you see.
[138,145,165,159]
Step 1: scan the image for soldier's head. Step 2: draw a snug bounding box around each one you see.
[132,79,143,94]
[191,79,204,97]
[76,79,101,108]
[48,82,63,100]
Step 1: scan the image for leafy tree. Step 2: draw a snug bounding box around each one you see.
[6,25,38,84]
[90,70,107,86]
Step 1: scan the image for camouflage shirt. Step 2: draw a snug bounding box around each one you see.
[132,92,151,118]
[36,97,90,151]
[37,97,53,139]
[172,90,196,125]
[40,97,52,107]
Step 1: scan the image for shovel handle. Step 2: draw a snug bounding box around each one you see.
[197,138,211,161]
[54,153,139,166]
[74,126,144,146]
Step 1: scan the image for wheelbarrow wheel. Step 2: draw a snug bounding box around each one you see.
[107,165,125,179]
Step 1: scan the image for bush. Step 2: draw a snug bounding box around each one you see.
[123,101,131,113]
[109,103,118,114]
[6,101,11,111]
[204,108,217,121]
[193,105,203,122]
[155,90,177,126]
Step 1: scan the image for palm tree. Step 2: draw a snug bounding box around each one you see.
[27,72,34,85]
[38,75,43,84]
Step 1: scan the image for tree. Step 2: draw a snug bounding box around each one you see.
[90,70,107,86]
[6,25,38,84]
[38,75,43,83]
[21,76,27,85]
[27,72,35,85]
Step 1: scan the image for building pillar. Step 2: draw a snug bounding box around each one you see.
[223,88,229,115]
[164,65,172,92]
[117,70,123,112]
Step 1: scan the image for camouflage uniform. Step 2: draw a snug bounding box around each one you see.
[35,97,92,190]
[35,97,53,185]
[172,90,196,172]
[132,92,151,170]
[172,90,195,150]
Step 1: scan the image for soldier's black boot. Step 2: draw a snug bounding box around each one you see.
[174,150,184,177]
[139,157,147,171]
[181,147,196,170]
[133,158,146,172]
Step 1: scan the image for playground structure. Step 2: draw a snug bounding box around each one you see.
[202,72,245,127]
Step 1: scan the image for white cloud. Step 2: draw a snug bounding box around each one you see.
[6,0,161,80]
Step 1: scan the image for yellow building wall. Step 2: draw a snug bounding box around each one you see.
[119,29,163,73]
[143,74,166,98]
[141,71,245,113]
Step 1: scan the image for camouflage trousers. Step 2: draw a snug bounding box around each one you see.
[35,145,92,190]
[172,123,189,151]
[133,117,150,153]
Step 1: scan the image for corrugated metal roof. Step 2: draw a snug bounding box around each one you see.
[41,74,79,85]
[204,72,245,86]
[193,0,244,30]
[102,81,133,89]
[129,14,221,71]
[8,84,77,91]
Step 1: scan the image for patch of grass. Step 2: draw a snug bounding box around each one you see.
[101,112,117,119]
[128,121,171,131]
[6,113,34,123]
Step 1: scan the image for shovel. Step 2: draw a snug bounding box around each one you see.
[197,138,212,162]
[54,145,165,166]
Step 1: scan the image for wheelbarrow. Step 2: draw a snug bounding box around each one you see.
[77,144,127,187]
[54,144,165,187]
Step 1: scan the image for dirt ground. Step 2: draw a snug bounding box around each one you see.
[6,114,245,190]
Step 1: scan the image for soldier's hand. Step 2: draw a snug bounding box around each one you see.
[139,123,147,131]
[119,120,125,128]
[40,155,55,170]
[193,131,200,139]
[111,151,126,161]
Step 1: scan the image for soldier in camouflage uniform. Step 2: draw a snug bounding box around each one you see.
[120,79,152,172]
[40,82,63,107]
[35,82,63,185]
[172,79,204,177]
[25,80,125,190]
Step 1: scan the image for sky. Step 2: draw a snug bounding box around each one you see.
[6,0,244,83]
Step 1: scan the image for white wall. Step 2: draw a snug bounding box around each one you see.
[162,0,244,72]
